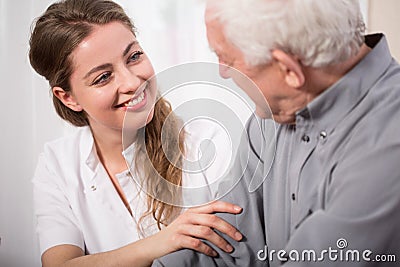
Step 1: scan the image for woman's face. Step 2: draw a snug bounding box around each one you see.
[66,21,157,134]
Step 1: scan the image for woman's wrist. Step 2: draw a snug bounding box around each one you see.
[135,230,171,264]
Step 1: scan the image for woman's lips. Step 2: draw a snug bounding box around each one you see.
[119,90,147,111]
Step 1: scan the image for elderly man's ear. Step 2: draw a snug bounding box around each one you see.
[272,49,305,89]
[52,86,83,112]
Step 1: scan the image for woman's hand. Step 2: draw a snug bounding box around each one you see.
[154,200,243,257]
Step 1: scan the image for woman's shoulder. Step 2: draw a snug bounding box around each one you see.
[39,126,93,175]
[33,126,94,193]
[43,126,92,155]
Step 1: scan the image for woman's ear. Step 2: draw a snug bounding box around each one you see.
[52,87,83,112]
[271,49,305,89]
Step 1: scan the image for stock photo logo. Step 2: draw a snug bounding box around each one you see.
[122,62,277,208]
[257,238,397,263]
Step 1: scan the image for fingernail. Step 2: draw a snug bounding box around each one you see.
[235,232,242,240]
[211,250,218,257]
[234,206,242,212]
[226,244,233,252]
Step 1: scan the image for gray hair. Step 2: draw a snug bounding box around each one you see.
[207,0,366,67]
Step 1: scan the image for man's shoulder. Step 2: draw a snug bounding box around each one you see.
[241,114,277,159]
[357,64,400,140]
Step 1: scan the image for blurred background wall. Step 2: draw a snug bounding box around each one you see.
[368,0,400,61]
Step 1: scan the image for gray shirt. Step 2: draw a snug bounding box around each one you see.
[153,34,400,266]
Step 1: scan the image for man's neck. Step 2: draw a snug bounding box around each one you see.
[273,44,372,124]
[304,44,372,98]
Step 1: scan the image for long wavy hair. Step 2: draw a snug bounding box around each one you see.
[29,0,184,229]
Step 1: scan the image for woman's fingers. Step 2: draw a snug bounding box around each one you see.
[186,200,243,240]
[177,236,218,257]
[156,226,218,257]
[180,224,234,253]
[188,200,242,215]
[181,213,242,241]
[162,200,244,256]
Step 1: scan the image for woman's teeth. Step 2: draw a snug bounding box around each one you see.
[125,91,145,107]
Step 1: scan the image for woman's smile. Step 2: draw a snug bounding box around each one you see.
[116,89,147,111]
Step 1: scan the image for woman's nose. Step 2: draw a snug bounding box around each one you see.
[118,68,142,94]
[218,62,231,79]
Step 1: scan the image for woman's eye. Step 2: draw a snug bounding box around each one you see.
[93,72,111,85]
[128,51,144,63]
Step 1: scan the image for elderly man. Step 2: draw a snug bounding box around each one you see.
[154,0,400,266]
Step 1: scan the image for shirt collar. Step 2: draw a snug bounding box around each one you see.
[81,126,136,174]
[297,34,392,133]
[122,141,136,173]
[81,126,98,172]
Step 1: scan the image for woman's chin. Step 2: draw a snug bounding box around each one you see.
[145,108,155,125]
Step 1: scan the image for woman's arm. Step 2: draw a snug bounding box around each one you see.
[42,237,160,267]
[42,201,242,267]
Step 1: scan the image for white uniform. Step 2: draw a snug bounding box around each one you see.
[33,120,232,255]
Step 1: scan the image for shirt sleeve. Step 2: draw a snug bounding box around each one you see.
[33,152,85,256]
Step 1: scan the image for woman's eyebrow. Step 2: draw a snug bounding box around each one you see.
[123,40,139,57]
[83,63,112,79]
[83,41,139,79]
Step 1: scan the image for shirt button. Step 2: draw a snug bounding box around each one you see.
[319,131,327,140]
[90,185,97,191]
[291,193,296,201]
[301,135,310,143]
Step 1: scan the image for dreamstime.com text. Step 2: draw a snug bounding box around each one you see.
[257,238,396,263]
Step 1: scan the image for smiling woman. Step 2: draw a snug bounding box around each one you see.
[28,0,242,266]
[52,22,157,134]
